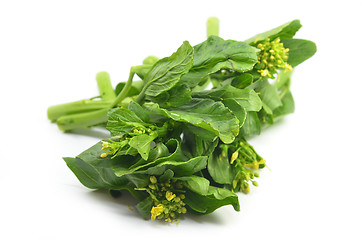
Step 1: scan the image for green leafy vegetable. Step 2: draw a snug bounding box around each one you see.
[48,17,316,223]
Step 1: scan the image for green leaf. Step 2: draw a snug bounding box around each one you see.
[175,176,210,195]
[106,108,145,137]
[64,141,150,191]
[222,99,247,127]
[113,139,207,177]
[128,134,158,160]
[63,157,127,189]
[273,90,295,117]
[144,98,239,144]
[182,36,258,87]
[208,151,234,185]
[127,139,182,172]
[274,70,292,90]
[182,130,219,158]
[231,73,254,89]
[253,79,282,113]
[128,101,150,123]
[184,186,240,214]
[159,169,174,183]
[245,19,302,44]
[142,41,194,97]
[282,39,317,67]
[146,84,192,108]
[192,85,262,112]
[135,197,153,219]
[240,111,261,137]
[139,156,208,177]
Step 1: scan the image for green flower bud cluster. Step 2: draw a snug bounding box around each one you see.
[220,138,266,193]
[100,139,129,158]
[148,176,187,223]
[254,37,292,78]
[100,125,158,158]
[132,125,156,135]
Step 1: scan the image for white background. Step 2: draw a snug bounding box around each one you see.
[1,0,361,239]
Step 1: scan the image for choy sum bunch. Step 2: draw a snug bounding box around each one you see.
[48,17,316,223]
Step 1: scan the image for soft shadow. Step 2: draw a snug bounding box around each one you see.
[65,127,110,139]
[185,212,226,225]
[86,189,232,225]
[86,189,141,219]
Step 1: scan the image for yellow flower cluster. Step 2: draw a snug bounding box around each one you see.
[254,38,292,78]
[221,139,266,193]
[100,140,121,158]
[148,176,187,223]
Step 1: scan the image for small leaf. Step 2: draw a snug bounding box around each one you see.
[143,41,194,97]
[135,197,153,219]
[184,186,240,214]
[240,111,261,137]
[144,98,239,144]
[245,19,302,44]
[182,36,258,87]
[208,151,235,184]
[282,38,317,67]
[106,108,145,137]
[128,101,150,122]
[128,134,158,160]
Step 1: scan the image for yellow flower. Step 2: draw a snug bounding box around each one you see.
[150,176,157,184]
[230,151,239,164]
[166,191,176,201]
[150,204,164,221]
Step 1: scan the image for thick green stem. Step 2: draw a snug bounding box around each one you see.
[56,108,109,131]
[111,69,135,108]
[207,17,219,38]
[96,72,116,101]
[47,99,112,122]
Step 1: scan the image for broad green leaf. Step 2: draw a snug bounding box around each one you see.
[222,99,247,127]
[135,197,153,219]
[175,176,210,195]
[231,73,254,89]
[184,124,218,142]
[64,154,149,198]
[106,108,145,137]
[245,19,302,44]
[63,157,127,189]
[182,36,258,87]
[274,70,292,90]
[240,111,261,137]
[77,141,136,169]
[208,151,234,185]
[128,134,158,160]
[146,84,192,108]
[65,141,150,191]
[139,156,208,177]
[282,39,317,67]
[143,41,194,97]
[192,85,262,112]
[113,139,207,177]
[253,79,282,113]
[128,101,150,122]
[258,109,274,125]
[273,90,295,117]
[184,186,240,214]
[144,98,239,144]
[159,169,174,183]
[182,130,219,158]
[127,139,182,171]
